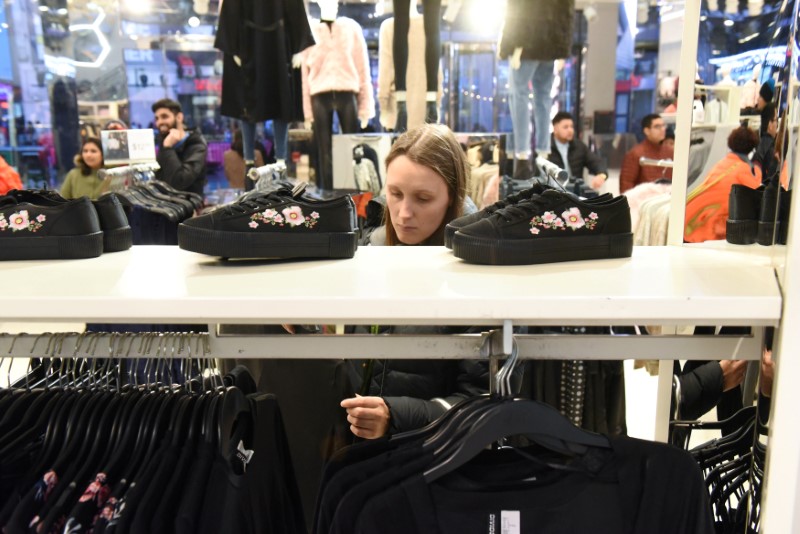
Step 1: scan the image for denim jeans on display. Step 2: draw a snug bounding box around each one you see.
[508,59,555,158]
[240,120,256,161]
[273,119,289,161]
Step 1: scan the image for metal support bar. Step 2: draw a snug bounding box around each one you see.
[0,330,764,361]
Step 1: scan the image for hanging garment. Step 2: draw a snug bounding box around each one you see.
[301,17,375,124]
[215,0,314,122]
[353,158,380,194]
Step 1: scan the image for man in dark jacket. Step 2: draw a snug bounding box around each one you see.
[152,98,208,196]
[547,112,608,190]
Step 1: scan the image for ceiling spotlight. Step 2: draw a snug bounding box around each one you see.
[188,16,200,27]
[723,19,734,27]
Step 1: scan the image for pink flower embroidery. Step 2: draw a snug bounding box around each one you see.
[541,211,557,224]
[562,207,585,230]
[249,221,259,229]
[282,206,305,227]
[36,214,46,223]
[263,209,277,219]
[0,219,7,229]
[530,227,540,235]
[310,211,320,219]
[589,212,598,220]
[9,210,29,231]
[273,214,284,224]
[554,219,564,228]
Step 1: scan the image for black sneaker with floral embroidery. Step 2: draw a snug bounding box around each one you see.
[178,184,358,259]
[451,189,633,265]
[0,195,103,260]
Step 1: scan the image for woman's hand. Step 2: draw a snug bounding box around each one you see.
[340,395,391,439]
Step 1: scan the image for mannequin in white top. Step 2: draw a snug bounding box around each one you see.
[378,1,443,131]
[300,0,375,188]
[741,64,762,110]
[390,0,460,131]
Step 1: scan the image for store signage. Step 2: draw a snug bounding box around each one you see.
[101,129,156,165]
[193,78,221,92]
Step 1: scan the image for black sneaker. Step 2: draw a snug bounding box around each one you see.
[726,184,762,245]
[0,194,103,260]
[6,189,132,252]
[757,182,780,246]
[445,184,613,248]
[451,189,633,265]
[93,193,133,252]
[178,184,358,259]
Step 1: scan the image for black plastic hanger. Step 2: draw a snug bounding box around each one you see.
[423,398,610,482]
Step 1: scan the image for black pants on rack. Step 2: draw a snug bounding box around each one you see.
[392,0,441,92]
[312,91,359,190]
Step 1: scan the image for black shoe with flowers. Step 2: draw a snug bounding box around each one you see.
[451,189,633,265]
[178,184,358,259]
[0,194,103,260]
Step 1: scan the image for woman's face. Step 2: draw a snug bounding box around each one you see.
[386,155,451,245]
[82,142,103,170]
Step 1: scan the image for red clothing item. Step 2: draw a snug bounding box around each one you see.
[684,152,762,243]
[0,155,22,195]
[619,140,674,194]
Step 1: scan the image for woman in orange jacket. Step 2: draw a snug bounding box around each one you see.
[685,126,762,242]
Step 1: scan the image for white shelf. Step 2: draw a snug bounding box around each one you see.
[0,245,782,326]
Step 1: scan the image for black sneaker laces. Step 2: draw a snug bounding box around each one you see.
[221,184,307,215]
[493,193,565,223]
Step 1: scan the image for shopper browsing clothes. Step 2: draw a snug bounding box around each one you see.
[152,98,208,196]
[60,137,107,200]
[341,124,490,439]
[619,113,674,194]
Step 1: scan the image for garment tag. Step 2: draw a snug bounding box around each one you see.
[236,440,254,472]
[500,511,520,534]
[291,182,307,198]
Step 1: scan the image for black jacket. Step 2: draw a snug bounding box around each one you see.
[215,0,314,122]
[548,135,607,179]
[498,0,574,61]
[348,326,499,434]
[155,128,208,196]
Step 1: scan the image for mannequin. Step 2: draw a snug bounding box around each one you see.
[741,64,762,110]
[390,0,461,131]
[499,0,574,180]
[301,0,374,189]
[378,1,443,131]
[214,0,314,188]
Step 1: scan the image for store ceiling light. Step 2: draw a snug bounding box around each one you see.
[723,19,734,26]
[38,5,48,12]
[68,5,110,68]
[739,32,758,43]
[188,16,200,27]
[124,0,150,15]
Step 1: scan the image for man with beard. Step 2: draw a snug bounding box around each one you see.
[151,98,208,196]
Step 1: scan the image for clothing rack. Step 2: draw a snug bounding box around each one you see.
[534,156,569,183]
[639,156,674,168]
[97,161,160,191]
[0,328,764,362]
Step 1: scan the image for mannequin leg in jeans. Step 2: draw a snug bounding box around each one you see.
[240,120,257,190]
[273,119,289,162]
[392,0,410,132]
[508,60,537,179]
[531,60,555,157]
[312,91,359,190]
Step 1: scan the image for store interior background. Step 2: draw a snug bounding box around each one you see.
[1,0,798,527]
[0,0,785,193]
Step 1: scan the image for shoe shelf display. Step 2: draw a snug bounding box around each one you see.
[0,245,780,329]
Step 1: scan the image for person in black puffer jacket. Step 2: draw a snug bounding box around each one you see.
[341,124,498,439]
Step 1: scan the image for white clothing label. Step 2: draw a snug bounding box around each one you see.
[501,511,521,534]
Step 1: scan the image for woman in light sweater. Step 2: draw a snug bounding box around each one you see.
[60,137,106,200]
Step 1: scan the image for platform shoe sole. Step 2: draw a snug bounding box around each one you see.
[178,225,358,259]
[0,232,104,260]
[452,232,633,266]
